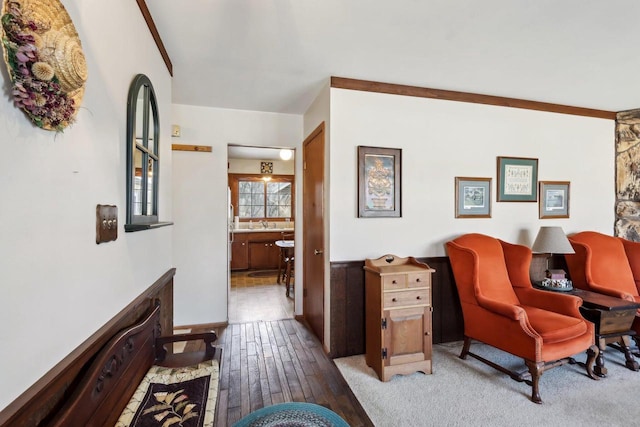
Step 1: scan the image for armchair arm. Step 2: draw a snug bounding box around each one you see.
[155,331,218,365]
[586,283,635,302]
[476,293,524,320]
[514,287,583,317]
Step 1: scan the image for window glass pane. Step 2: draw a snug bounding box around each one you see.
[279,194,291,205]
[133,148,143,215]
[238,180,265,218]
[278,206,291,217]
[239,181,252,193]
[267,205,279,217]
[146,157,155,215]
[147,105,155,154]
[251,206,264,217]
[266,181,292,218]
[252,193,264,205]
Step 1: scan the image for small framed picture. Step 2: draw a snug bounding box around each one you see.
[497,156,538,202]
[455,177,491,218]
[539,181,570,219]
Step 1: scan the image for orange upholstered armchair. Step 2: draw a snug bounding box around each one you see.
[565,231,640,348]
[446,233,597,403]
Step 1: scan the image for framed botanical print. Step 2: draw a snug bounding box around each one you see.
[497,156,538,202]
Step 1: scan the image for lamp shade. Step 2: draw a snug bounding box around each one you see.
[279,149,293,160]
[531,226,575,254]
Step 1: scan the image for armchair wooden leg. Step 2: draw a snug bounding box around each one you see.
[459,336,471,360]
[525,360,543,404]
[585,345,600,380]
[633,336,640,358]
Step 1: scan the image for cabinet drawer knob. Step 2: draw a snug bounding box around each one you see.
[416,296,421,300]
[392,298,397,302]
[416,278,421,282]
[425,332,430,336]
[392,280,397,284]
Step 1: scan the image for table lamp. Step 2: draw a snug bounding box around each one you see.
[531,226,575,279]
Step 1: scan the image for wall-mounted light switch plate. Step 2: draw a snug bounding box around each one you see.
[96,204,118,244]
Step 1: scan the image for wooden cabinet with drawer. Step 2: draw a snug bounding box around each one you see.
[364,254,435,381]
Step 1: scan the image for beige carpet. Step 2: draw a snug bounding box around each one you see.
[335,341,640,426]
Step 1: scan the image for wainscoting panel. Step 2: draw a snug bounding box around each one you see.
[329,257,463,358]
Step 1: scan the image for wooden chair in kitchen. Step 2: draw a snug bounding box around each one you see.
[277,232,295,297]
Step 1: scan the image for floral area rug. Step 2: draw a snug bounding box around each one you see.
[115,359,219,427]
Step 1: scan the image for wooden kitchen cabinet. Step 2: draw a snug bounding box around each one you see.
[364,254,435,381]
[249,240,280,270]
[245,231,281,270]
[232,231,287,270]
[230,233,248,270]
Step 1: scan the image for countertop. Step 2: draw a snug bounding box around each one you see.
[231,227,294,233]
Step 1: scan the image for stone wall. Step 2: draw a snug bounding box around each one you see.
[616,109,640,240]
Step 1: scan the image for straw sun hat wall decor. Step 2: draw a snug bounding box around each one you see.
[1,0,87,131]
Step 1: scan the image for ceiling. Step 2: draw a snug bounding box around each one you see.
[228,145,294,160]
[146,0,640,115]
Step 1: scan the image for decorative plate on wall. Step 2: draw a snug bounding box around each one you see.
[0,0,87,131]
[261,161,273,174]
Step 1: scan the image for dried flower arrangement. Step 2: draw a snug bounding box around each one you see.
[1,0,87,131]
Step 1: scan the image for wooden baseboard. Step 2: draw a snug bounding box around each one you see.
[176,321,228,332]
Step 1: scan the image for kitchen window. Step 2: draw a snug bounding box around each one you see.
[229,174,294,220]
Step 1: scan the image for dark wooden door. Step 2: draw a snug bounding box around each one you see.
[303,123,326,343]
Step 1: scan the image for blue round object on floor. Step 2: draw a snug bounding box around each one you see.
[232,402,350,427]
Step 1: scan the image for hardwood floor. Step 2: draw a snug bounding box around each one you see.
[187,319,372,426]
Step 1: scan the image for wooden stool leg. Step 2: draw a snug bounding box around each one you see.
[285,259,292,297]
[277,248,284,284]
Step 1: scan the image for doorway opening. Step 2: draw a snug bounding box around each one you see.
[227,144,296,323]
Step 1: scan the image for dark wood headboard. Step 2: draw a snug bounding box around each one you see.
[0,268,175,427]
[48,305,162,426]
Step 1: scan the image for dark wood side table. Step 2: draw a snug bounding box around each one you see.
[535,284,640,377]
[571,289,640,376]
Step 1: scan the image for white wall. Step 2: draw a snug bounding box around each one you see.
[0,0,173,409]
[329,88,615,262]
[228,158,294,175]
[171,105,302,325]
